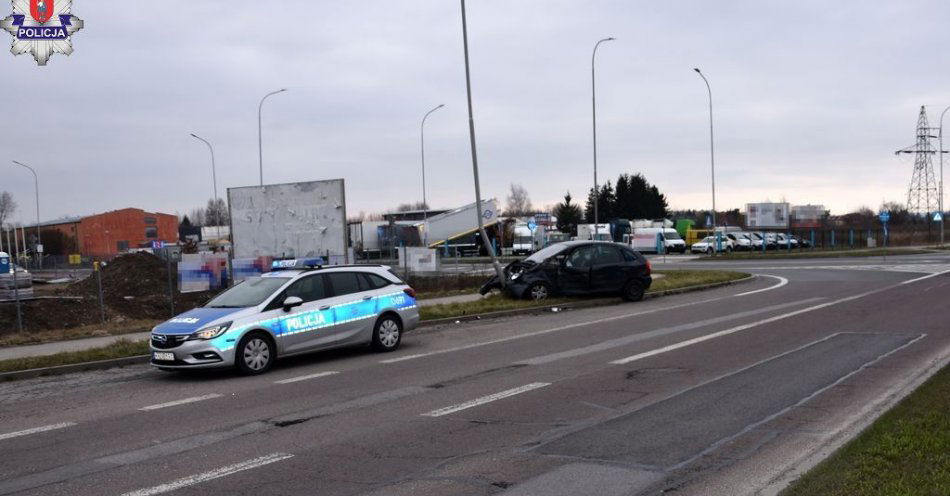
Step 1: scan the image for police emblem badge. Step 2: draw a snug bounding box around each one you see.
[1,0,84,65]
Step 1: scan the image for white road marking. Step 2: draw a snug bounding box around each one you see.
[274,370,339,384]
[138,394,222,411]
[422,382,551,417]
[383,278,780,364]
[609,277,929,365]
[0,422,76,442]
[734,275,787,296]
[518,298,823,366]
[120,452,294,496]
[900,269,950,285]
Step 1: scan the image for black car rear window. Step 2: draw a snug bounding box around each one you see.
[622,249,640,263]
[594,245,623,265]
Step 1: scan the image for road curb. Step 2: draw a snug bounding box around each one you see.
[0,274,755,380]
[415,273,756,330]
[0,354,150,382]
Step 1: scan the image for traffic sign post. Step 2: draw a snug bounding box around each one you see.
[879,211,890,260]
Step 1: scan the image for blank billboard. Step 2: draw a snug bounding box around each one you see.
[228,179,348,262]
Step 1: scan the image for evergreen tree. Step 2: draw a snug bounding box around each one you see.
[584,181,615,222]
[554,192,583,236]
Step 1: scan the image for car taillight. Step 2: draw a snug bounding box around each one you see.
[645,259,652,275]
[404,287,416,298]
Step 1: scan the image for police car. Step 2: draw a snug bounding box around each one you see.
[150,259,419,375]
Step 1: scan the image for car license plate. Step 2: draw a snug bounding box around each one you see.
[153,352,174,361]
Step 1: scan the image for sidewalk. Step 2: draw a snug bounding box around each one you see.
[0,293,487,362]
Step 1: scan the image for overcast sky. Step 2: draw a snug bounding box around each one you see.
[2,0,949,225]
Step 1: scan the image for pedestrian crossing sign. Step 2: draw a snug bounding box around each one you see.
[935,212,943,222]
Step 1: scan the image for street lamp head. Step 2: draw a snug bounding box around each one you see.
[189,133,198,138]
[278,88,288,93]
[693,68,701,73]
[437,104,445,109]
[607,37,616,41]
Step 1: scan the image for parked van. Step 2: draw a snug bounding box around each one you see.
[627,227,687,253]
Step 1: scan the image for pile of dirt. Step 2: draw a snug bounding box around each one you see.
[0,252,217,335]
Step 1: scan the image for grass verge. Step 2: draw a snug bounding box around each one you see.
[419,269,749,321]
[781,362,950,496]
[0,319,159,348]
[699,248,932,260]
[0,339,149,374]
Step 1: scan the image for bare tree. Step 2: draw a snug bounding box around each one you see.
[395,201,429,212]
[188,207,206,227]
[505,183,532,217]
[0,192,16,228]
[205,197,229,226]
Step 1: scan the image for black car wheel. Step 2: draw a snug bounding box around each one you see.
[622,280,645,302]
[706,247,713,255]
[526,282,551,301]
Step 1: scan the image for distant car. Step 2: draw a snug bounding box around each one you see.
[791,235,812,248]
[727,233,753,251]
[479,241,652,302]
[150,259,419,375]
[691,235,734,254]
[0,262,33,299]
[775,233,798,249]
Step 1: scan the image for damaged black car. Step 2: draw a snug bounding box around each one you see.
[479,241,652,302]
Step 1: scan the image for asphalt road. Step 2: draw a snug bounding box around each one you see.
[2,252,949,496]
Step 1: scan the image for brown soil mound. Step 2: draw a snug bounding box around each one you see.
[1,252,217,335]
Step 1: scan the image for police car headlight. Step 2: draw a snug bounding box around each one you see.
[189,322,232,340]
[510,271,521,280]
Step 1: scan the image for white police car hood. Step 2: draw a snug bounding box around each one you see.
[152,306,257,335]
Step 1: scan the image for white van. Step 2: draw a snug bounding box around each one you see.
[628,228,687,254]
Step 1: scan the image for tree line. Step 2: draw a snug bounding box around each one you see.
[552,173,669,236]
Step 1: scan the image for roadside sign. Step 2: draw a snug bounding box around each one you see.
[151,240,165,249]
[935,212,943,222]
[68,254,81,265]
[879,211,890,223]
[527,218,537,232]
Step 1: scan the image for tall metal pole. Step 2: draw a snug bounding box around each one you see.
[591,37,614,238]
[939,105,949,246]
[190,133,221,238]
[421,104,445,246]
[11,161,40,268]
[694,68,717,231]
[459,0,504,286]
[258,88,287,187]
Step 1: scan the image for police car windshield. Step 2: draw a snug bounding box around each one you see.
[205,277,288,308]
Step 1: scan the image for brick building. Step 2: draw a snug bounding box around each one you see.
[35,208,178,257]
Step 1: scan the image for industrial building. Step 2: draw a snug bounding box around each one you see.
[33,208,178,257]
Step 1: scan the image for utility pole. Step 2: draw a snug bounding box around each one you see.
[11,161,41,268]
[459,0,504,286]
[693,69,717,232]
[938,105,949,246]
[258,88,287,187]
[591,37,614,238]
[421,104,445,246]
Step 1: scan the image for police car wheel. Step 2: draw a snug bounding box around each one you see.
[236,333,274,375]
[372,316,402,352]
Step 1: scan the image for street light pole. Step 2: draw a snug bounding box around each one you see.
[938,105,949,246]
[693,68,717,232]
[459,0,504,286]
[258,88,287,187]
[190,133,221,239]
[591,37,614,239]
[11,161,40,268]
[421,104,445,246]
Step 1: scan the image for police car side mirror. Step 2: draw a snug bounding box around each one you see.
[282,296,304,312]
